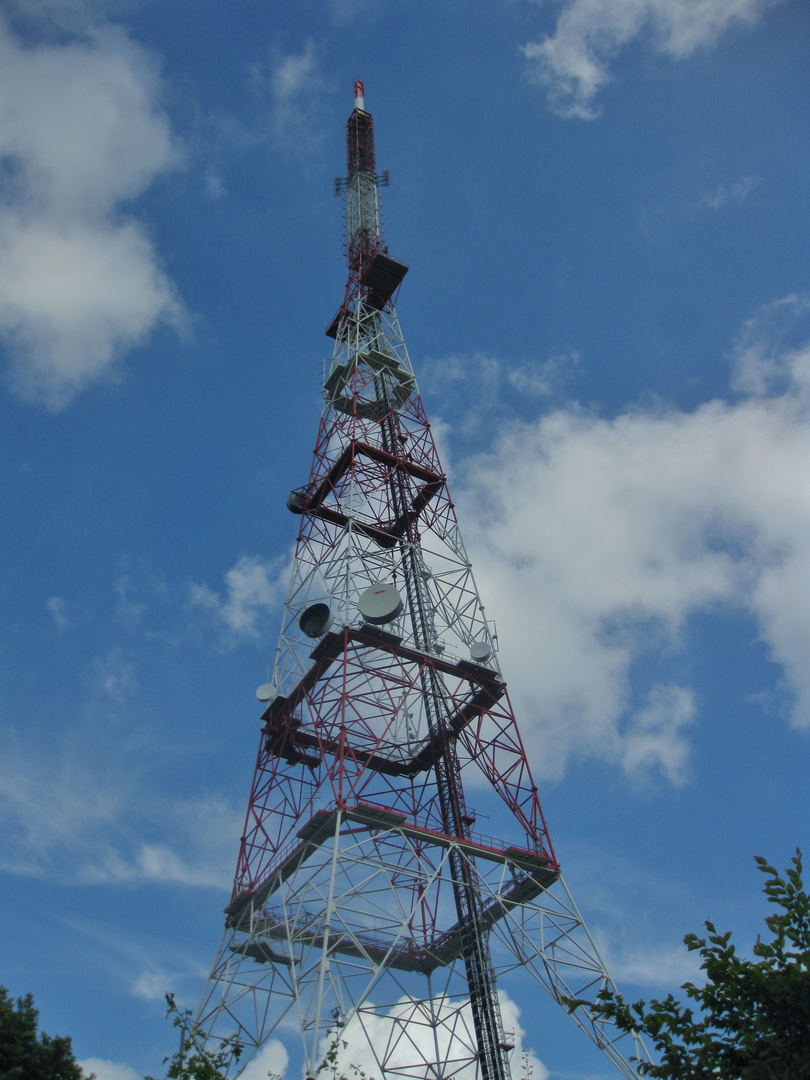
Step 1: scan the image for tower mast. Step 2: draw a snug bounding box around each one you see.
[341,80,510,1080]
[195,83,648,1080]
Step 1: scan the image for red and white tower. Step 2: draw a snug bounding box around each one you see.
[196,84,647,1080]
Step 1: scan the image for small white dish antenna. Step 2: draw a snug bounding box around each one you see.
[256,683,274,702]
[470,641,492,663]
[358,583,404,624]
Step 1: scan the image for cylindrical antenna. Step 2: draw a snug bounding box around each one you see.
[354,80,365,112]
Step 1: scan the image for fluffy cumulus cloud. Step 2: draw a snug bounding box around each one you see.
[240,1039,290,1080]
[456,295,810,782]
[79,1061,141,1080]
[523,0,785,118]
[324,992,547,1080]
[0,15,185,409]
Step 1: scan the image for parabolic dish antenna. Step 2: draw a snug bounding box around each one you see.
[470,641,492,663]
[256,683,274,702]
[358,583,404,625]
[299,603,334,639]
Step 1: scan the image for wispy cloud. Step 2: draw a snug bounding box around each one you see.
[422,351,580,442]
[0,15,186,409]
[2,0,121,34]
[86,648,138,702]
[523,0,785,119]
[559,842,705,990]
[507,350,581,396]
[325,0,384,28]
[0,713,242,887]
[189,552,291,642]
[699,174,762,210]
[46,595,70,630]
[249,39,330,155]
[620,684,695,786]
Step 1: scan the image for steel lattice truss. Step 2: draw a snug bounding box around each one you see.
[195,84,649,1080]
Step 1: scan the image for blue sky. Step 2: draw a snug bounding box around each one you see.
[0,1,808,1078]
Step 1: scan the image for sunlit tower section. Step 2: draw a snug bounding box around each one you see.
[195,83,648,1080]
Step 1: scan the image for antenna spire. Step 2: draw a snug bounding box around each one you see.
[328,82,404,336]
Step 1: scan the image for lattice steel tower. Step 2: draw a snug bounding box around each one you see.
[196,83,647,1080]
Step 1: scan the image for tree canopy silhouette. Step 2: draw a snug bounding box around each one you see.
[0,984,86,1080]
[573,850,810,1079]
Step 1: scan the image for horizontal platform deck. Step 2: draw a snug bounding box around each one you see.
[225,802,557,975]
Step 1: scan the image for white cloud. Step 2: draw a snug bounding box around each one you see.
[46,595,70,629]
[250,40,329,155]
[523,0,784,118]
[507,350,581,397]
[620,684,695,785]
[89,648,138,702]
[79,1060,141,1080]
[423,352,579,446]
[131,970,173,1002]
[0,15,185,409]
[325,992,547,1080]
[1,1,122,33]
[133,793,243,888]
[325,0,383,28]
[240,1039,289,1080]
[456,293,810,781]
[700,174,762,210]
[0,716,242,886]
[558,843,705,989]
[271,41,319,103]
[189,553,291,641]
[730,293,810,398]
[605,940,701,988]
[75,792,242,888]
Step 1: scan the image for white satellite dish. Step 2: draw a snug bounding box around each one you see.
[358,583,404,624]
[256,683,274,702]
[470,641,492,663]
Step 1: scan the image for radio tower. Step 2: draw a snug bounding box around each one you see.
[195,83,647,1080]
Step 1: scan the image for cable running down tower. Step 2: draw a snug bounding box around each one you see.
[196,82,648,1080]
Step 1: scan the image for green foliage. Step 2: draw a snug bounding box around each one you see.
[575,850,810,1079]
[314,1011,376,1080]
[0,984,88,1080]
[145,995,242,1080]
[315,1011,357,1080]
[0,986,243,1080]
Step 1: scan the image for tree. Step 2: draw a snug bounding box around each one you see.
[144,994,241,1080]
[572,850,810,1079]
[0,984,87,1080]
